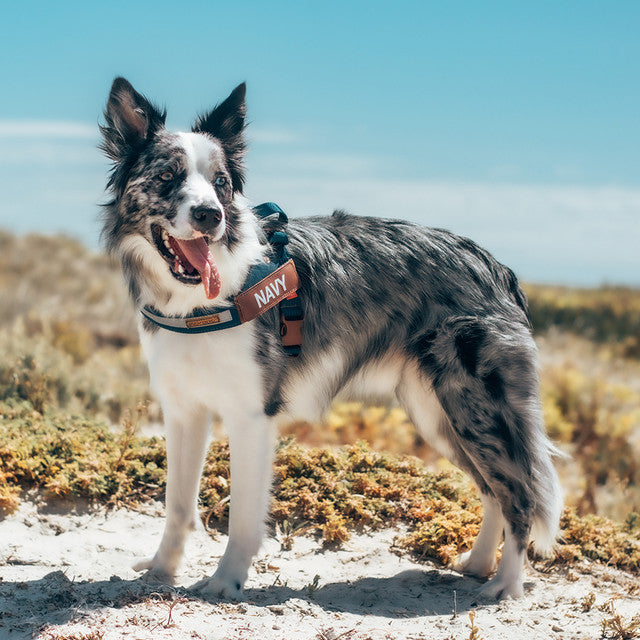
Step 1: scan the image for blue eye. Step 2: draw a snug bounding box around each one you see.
[215,176,228,187]
[159,171,174,182]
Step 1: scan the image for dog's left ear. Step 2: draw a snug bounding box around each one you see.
[193,83,247,193]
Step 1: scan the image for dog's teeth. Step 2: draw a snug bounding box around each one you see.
[161,234,176,255]
[177,263,185,274]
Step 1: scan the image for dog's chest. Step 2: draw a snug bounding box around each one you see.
[140,323,264,418]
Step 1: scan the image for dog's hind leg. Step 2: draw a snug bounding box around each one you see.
[454,492,503,577]
[134,404,212,582]
[410,316,562,599]
[396,364,504,578]
[191,412,277,600]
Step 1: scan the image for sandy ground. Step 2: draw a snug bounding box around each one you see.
[0,497,638,640]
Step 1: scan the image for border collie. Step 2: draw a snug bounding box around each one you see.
[100,77,562,600]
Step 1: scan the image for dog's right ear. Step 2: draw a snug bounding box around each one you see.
[193,83,247,192]
[100,77,166,161]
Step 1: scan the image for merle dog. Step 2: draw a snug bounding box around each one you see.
[100,77,562,600]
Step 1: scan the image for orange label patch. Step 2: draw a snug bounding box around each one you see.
[235,260,300,323]
[185,314,222,328]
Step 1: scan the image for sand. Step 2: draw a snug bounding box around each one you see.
[0,497,638,640]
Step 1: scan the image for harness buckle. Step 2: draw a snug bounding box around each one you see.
[279,291,304,357]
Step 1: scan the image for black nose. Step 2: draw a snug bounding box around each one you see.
[190,205,223,231]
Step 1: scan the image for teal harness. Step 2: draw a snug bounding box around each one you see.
[141,203,304,356]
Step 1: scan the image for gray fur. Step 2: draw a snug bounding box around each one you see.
[256,213,560,554]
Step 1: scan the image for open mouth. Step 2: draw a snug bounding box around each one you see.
[151,224,221,299]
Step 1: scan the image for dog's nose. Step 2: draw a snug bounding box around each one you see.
[190,205,223,232]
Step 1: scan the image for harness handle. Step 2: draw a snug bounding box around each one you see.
[253,201,289,224]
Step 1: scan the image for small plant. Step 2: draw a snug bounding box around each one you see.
[580,591,596,612]
[466,611,483,640]
[1,407,640,574]
[600,599,640,639]
[524,284,640,349]
[542,363,640,518]
[625,513,640,532]
[306,574,321,598]
[276,516,314,551]
[147,592,189,630]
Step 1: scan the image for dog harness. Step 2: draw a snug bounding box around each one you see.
[141,202,304,356]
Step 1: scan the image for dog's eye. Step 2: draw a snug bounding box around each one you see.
[214,176,228,187]
[159,171,174,182]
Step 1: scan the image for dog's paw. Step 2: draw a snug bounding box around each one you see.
[132,557,156,573]
[453,549,497,578]
[188,570,245,601]
[477,574,524,600]
[132,557,175,585]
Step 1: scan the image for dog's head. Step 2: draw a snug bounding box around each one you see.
[100,77,253,306]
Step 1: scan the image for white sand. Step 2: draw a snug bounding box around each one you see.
[0,497,638,640]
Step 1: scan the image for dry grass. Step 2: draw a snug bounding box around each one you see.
[0,231,136,346]
[0,401,165,513]
[0,321,156,423]
[599,598,640,640]
[525,283,640,358]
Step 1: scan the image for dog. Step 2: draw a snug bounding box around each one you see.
[100,77,562,600]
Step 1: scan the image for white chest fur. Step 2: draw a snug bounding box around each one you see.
[140,322,265,421]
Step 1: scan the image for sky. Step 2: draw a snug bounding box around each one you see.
[1,0,639,285]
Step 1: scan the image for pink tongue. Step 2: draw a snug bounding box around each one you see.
[174,237,221,299]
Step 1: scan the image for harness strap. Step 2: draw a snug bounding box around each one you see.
[253,202,304,356]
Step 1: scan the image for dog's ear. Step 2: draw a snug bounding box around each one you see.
[100,77,166,162]
[193,83,247,192]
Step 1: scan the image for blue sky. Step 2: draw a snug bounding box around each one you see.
[1,0,639,285]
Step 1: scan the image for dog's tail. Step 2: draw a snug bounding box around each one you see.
[529,439,564,555]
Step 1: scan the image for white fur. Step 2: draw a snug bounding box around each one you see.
[396,361,454,460]
[478,526,526,599]
[281,347,346,422]
[530,461,564,555]
[281,351,418,423]
[139,319,276,596]
[120,200,265,316]
[172,133,227,241]
[339,353,405,402]
[454,493,503,578]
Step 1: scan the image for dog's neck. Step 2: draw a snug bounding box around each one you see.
[119,198,267,316]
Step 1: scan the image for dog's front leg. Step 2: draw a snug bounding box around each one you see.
[191,412,277,599]
[134,404,211,582]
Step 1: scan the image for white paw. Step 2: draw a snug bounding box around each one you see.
[478,574,524,600]
[453,549,497,578]
[132,557,155,572]
[132,557,176,584]
[189,569,246,600]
